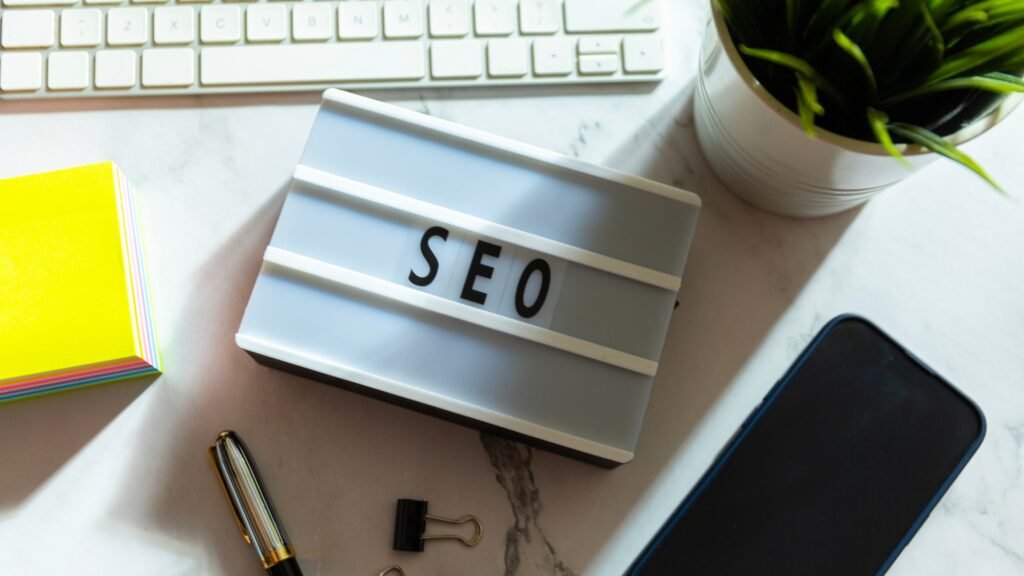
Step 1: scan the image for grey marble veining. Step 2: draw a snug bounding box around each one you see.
[481,435,577,576]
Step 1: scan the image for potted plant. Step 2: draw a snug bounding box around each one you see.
[693,0,1024,217]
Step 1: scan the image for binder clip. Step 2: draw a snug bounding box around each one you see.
[378,567,406,576]
[392,499,483,552]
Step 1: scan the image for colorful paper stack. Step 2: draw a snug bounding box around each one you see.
[0,163,160,402]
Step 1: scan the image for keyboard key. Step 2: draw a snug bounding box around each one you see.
[428,0,469,38]
[383,0,423,39]
[154,6,196,44]
[132,0,168,4]
[487,38,527,77]
[431,40,481,78]
[532,37,572,76]
[0,53,43,91]
[474,0,514,36]
[47,51,89,89]
[201,5,242,43]
[248,4,287,42]
[623,34,662,73]
[578,53,616,75]
[142,48,195,87]
[519,0,559,35]
[83,0,123,5]
[1,10,56,48]
[201,42,425,85]
[564,0,659,33]
[292,2,332,41]
[107,8,148,45]
[95,49,137,87]
[60,8,103,47]
[338,1,378,39]
[2,0,74,6]
[578,35,618,55]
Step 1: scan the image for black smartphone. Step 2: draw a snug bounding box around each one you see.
[629,315,985,576]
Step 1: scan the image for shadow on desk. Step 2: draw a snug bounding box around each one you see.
[0,82,653,116]
[98,182,292,574]
[0,375,153,510]
[0,92,322,114]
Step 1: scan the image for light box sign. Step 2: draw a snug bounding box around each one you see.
[238,90,701,467]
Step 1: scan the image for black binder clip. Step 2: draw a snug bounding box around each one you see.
[392,499,483,552]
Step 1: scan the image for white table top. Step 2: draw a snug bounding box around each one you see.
[3,1,1024,574]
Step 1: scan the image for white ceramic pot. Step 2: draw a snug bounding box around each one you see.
[695,3,1021,218]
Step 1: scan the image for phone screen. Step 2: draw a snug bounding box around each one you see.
[631,317,984,576]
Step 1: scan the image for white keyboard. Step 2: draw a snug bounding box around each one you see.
[0,0,664,99]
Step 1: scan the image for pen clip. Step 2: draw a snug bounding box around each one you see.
[208,446,252,545]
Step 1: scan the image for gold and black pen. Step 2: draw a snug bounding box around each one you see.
[210,430,305,576]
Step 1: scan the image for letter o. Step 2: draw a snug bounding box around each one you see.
[515,259,551,319]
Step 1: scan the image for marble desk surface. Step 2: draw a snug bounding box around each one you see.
[2,1,1023,574]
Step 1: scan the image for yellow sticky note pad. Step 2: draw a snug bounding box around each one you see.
[0,163,160,401]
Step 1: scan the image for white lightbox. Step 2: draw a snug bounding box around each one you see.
[237,90,701,467]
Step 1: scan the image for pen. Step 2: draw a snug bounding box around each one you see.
[210,430,305,576]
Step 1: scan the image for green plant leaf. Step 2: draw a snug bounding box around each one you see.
[863,0,901,24]
[867,108,912,167]
[870,0,900,15]
[806,0,889,60]
[928,0,961,16]
[989,5,1024,23]
[738,44,845,106]
[874,0,941,87]
[883,71,1024,104]
[836,0,900,47]
[840,0,898,32]
[919,1,946,58]
[889,122,1005,192]
[795,88,819,137]
[739,44,819,78]
[804,0,860,48]
[1004,47,1024,68]
[833,28,878,96]
[930,24,1024,81]
[795,73,826,137]
[984,71,1024,86]
[943,9,990,33]
[786,0,800,47]
[944,0,1024,33]
[798,73,826,114]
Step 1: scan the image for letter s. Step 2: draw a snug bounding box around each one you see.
[408,226,449,287]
